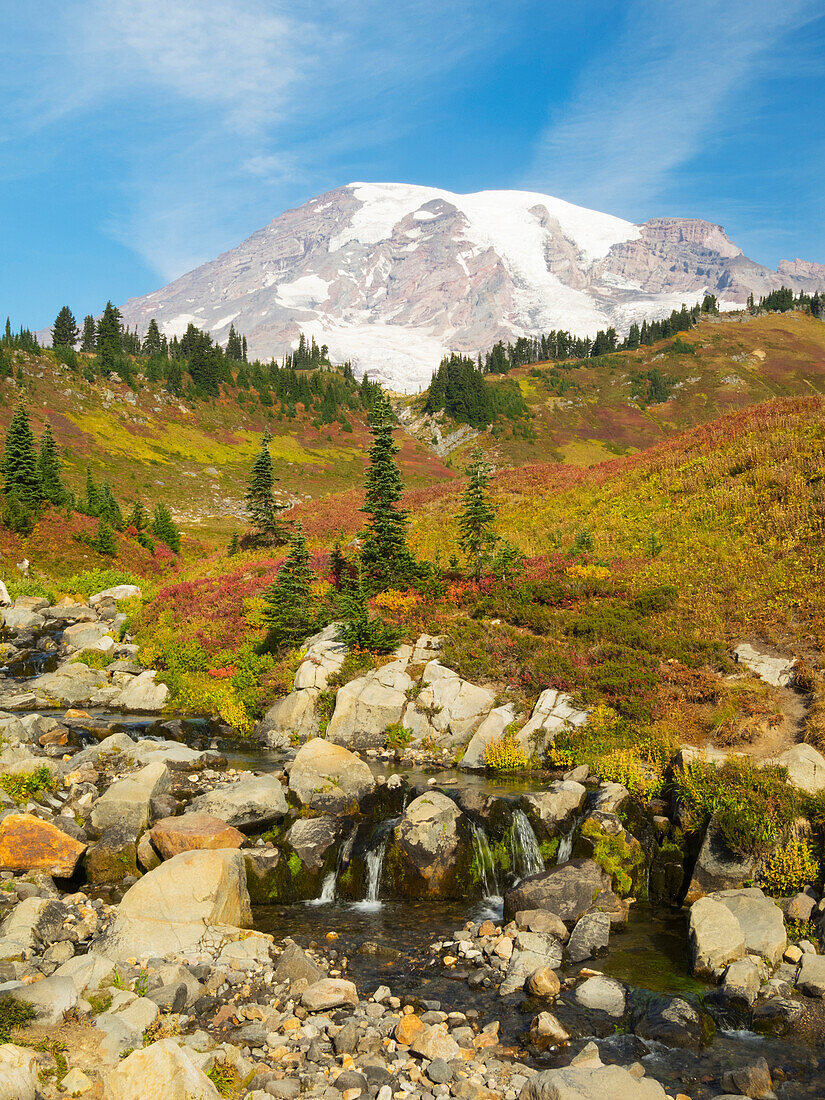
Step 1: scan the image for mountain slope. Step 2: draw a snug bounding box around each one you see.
[118,183,825,392]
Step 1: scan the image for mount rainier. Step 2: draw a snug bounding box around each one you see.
[119,182,825,392]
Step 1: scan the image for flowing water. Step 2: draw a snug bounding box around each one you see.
[470,822,501,904]
[509,808,544,881]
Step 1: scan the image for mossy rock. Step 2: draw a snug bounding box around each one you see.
[576,819,647,899]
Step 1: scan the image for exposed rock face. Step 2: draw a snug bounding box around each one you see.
[460,704,517,769]
[772,743,825,795]
[94,849,253,961]
[288,738,375,815]
[326,658,412,749]
[688,895,746,978]
[522,782,587,838]
[0,813,86,876]
[684,817,756,904]
[504,860,612,926]
[733,642,795,687]
[190,774,288,831]
[257,624,346,745]
[388,792,471,897]
[714,888,787,966]
[117,183,825,393]
[150,813,246,859]
[286,816,343,872]
[0,1044,39,1100]
[106,1038,221,1100]
[404,660,495,746]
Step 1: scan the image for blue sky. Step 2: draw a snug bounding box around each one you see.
[1,0,823,331]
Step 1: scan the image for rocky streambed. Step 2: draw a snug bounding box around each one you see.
[0,595,822,1096]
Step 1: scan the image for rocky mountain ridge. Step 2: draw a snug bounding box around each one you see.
[118,182,825,391]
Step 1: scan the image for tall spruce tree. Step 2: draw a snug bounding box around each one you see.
[2,404,42,507]
[226,324,243,361]
[245,435,288,542]
[96,301,122,371]
[80,315,96,353]
[142,319,162,356]
[52,306,79,349]
[93,517,117,556]
[335,562,403,653]
[99,482,124,529]
[457,448,498,581]
[37,424,67,506]
[359,395,415,588]
[128,499,149,531]
[152,502,181,552]
[261,523,319,649]
[84,469,100,516]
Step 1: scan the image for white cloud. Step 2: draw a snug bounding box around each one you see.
[527,0,820,216]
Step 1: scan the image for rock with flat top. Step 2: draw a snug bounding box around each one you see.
[688,895,746,978]
[520,1061,667,1099]
[301,978,358,1011]
[734,643,794,687]
[504,859,612,927]
[106,1038,220,1100]
[90,760,170,834]
[190,773,288,830]
[326,658,412,749]
[0,813,86,876]
[150,813,245,859]
[771,743,825,795]
[714,888,786,966]
[288,738,375,815]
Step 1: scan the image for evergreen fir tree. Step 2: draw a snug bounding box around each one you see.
[152,502,181,552]
[51,306,79,349]
[142,319,163,357]
[93,517,117,557]
[81,315,96,353]
[226,324,243,361]
[37,424,67,506]
[228,532,239,555]
[359,395,415,588]
[261,523,319,649]
[84,469,100,516]
[96,301,122,371]
[457,448,498,581]
[245,435,288,542]
[128,499,149,531]
[99,482,124,529]
[2,404,42,507]
[335,562,403,653]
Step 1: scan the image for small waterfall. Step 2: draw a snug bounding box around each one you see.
[510,809,545,882]
[471,822,501,903]
[310,870,337,906]
[556,814,584,866]
[355,818,398,910]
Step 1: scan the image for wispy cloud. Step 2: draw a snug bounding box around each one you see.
[527,0,820,217]
[1,0,493,281]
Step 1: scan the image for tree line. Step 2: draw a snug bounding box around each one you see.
[0,403,180,557]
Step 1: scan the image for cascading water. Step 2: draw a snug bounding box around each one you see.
[556,814,584,865]
[308,826,356,906]
[311,871,337,905]
[355,818,399,910]
[509,809,544,883]
[470,822,501,903]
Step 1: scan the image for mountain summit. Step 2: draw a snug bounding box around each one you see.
[119,182,825,391]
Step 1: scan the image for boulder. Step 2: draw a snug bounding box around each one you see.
[720,1058,774,1100]
[771,743,825,795]
[286,816,342,872]
[684,817,756,904]
[292,624,348,690]
[796,952,825,997]
[90,761,171,833]
[526,966,561,998]
[62,621,112,650]
[190,773,288,831]
[115,670,169,712]
[8,974,78,1025]
[403,660,495,745]
[734,643,794,687]
[257,688,320,746]
[721,957,762,1008]
[0,813,86,876]
[0,581,9,608]
[501,948,561,996]
[529,1011,570,1049]
[460,705,518,769]
[54,952,116,995]
[388,792,471,897]
[573,976,626,1017]
[410,1024,460,1061]
[0,1044,38,1100]
[0,608,45,632]
[150,813,245,859]
[566,911,610,963]
[89,584,142,604]
[632,995,711,1050]
[715,888,787,966]
[1,897,66,954]
[289,739,375,815]
[504,860,612,927]
[521,1062,667,1099]
[274,941,323,985]
[522,782,587,837]
[30,662,108,706]
[301,978,358,1011]
[43,603,96,623]
[106,1038,221,1100]
[517,688,589,757]
[326,658,412,749]
[86,824,139,884]
[94,848,252,961]
[688,895,746,978]
[515,909,570,943]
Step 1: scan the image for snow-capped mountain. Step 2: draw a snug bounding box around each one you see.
[119,182,825,392]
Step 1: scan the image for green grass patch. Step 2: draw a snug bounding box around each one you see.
[0,767,57,804]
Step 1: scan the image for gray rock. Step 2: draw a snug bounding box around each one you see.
[522,782,587,837]
[426,1058,453,1085]
[771,743,825,795]
[632,995,711,1050]
[326,658,412,749]
[714,889,786,967]
[684,817,756,903]
[796,952,825,997]
[289,738,375,815]
[520,1062,666,1099]
[388,792,471,897]
[9,974,78,1025]
[504,859,612,927]
[688,895,746,978]
[287,816,342,872]
[566,911,610,963]
[90,761,171,834]
[721,956,762,1008]
[274,942,323,985]
[190,773,288,831]
[515,909,570,943]
[720,1057,774,1099]
[572,976,626,1017]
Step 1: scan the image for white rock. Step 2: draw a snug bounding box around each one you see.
[0,1044,38,1100]
[734,643,795,687]
[106,1038,221,1099]
[90,761,171,834]
[89,585,142,605]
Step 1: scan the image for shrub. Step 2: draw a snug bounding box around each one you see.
[582,821,646,898]
[759,839,819,897]
[384,723,413,749]
[62,568,140,600]
[0,997,36,1041]
[0,766,57,804]
[674,757,801,857]
[73,650,114,670]
[1,576,55,605]
[483,726,529,770]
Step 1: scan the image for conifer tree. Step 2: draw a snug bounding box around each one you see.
[457,448,498,581]
[2,404,42,507]
[245,435,287,542]
[84,469,100,516]
[335,562,403,653]
[81,315,96,353]
[37,424,67,506]
[262,522,319,649]
[226,324,243,361]
[359,395,415,588]
[96,301,122,371]
[128,499,149,531]
[152,502,181,552]
[142,319,163,357]
[93,517,117,556]
[99,482,124,529]
[52,306,79,349]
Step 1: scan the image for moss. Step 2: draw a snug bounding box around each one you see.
[581,819,647,898]
[0,767,57,804]
[0,997,36,1042]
